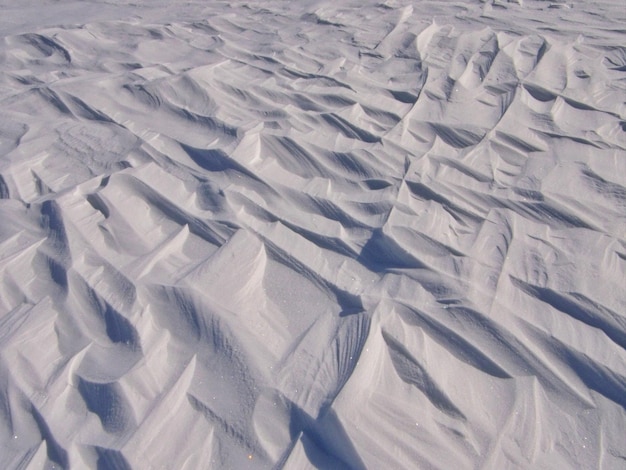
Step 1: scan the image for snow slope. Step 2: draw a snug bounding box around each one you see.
[0,0,625,468]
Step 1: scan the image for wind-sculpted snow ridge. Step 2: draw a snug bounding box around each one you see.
[0,0,625,468]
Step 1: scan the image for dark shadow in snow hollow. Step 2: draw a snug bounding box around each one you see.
[286,404,367,470]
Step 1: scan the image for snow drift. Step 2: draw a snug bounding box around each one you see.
[0,0,624,468]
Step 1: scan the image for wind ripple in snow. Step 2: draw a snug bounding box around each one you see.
[0,0,625,468]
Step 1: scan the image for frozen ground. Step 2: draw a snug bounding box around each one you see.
[0,0,625,468]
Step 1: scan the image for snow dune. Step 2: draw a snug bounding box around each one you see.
[0,0,625,468]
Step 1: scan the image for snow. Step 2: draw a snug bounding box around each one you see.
[0,0,625,468]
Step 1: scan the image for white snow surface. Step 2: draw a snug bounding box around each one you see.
[0,0,625,468]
